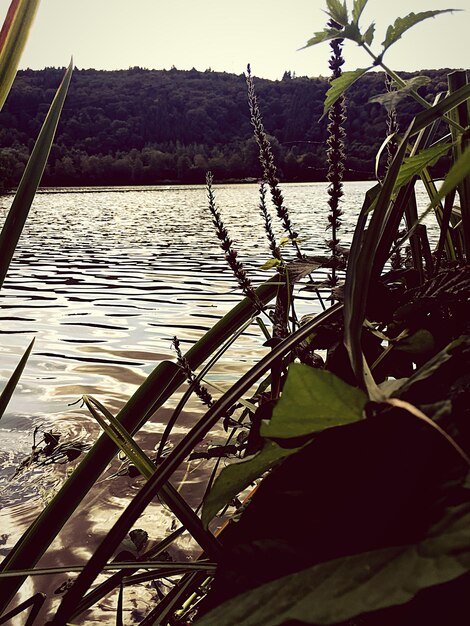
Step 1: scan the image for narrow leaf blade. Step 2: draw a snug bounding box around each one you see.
[0,337,34,420]
[0,0,40,111]
[429,145,470,211]
[0,59,73,290]
[394,143,451,191]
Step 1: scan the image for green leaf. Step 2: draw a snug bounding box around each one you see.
[326,0,348,25]
[0,0,40,112]
[0,59,73,290]
[343,123,415,390]
[196,499,470,626]
[260,363,367,439]
[82,395,156,480]
[202,442,300,528]
[340,21,363,43]
[429,144,470,211]
[323,68,371,117]
[352,0,368,24]
[394,143,451,191]
[369,76,431,112]
[362,22,375,45]
[394,329,435,355]
[382,10,458,52]
[0,337,34,420]
[302,27,343,48]
[260,258,282,270]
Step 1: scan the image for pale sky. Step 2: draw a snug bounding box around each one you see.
[4,0,469,79]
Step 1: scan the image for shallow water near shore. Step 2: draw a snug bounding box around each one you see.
[0,181,434,621]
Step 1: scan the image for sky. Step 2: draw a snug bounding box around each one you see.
[4,0,469,80]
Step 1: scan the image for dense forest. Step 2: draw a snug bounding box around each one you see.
[0,66,458,189]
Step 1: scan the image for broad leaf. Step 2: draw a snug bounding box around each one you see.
[382,10,458,52]
[260,363,367,439]
[201,442,300,528]
[196,497,470,626]
[0,0,40,111]
[394,143,451,191]
[323,67,371,117]
[369,75,431,112]
[352,0,368,24]
[326,0,348,25]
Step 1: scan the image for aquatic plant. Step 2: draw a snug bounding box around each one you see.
[1,1,470,625]
[325,18,346,288]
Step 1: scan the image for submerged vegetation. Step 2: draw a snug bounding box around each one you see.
[0,0,470,624]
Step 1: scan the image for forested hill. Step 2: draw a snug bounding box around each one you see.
[0,66,458,188]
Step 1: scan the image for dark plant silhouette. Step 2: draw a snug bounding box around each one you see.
[326,19,346,289]
[206,171,264,312]
[173,336,214,409]
[246,64,303,259]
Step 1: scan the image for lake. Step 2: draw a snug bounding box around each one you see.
[0,181,433,622]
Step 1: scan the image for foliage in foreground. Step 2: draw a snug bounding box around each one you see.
[0,0,470,625]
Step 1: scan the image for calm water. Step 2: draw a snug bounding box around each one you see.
[0,181,433,622]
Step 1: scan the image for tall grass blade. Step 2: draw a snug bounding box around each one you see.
[429,145,470,213]
[447,70,470,260]
[0,593,44,626]
[0,59,73,290]
[344,122,414,389]
[0,0,40,111]
[83,396,222,559]
[0,337,34,420]
[116,583,123,626]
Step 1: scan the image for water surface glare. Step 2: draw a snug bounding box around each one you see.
[0,182,434,621]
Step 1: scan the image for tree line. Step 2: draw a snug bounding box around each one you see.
[0,66,456,189]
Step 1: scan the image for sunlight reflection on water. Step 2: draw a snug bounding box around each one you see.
[0,181,436,622]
